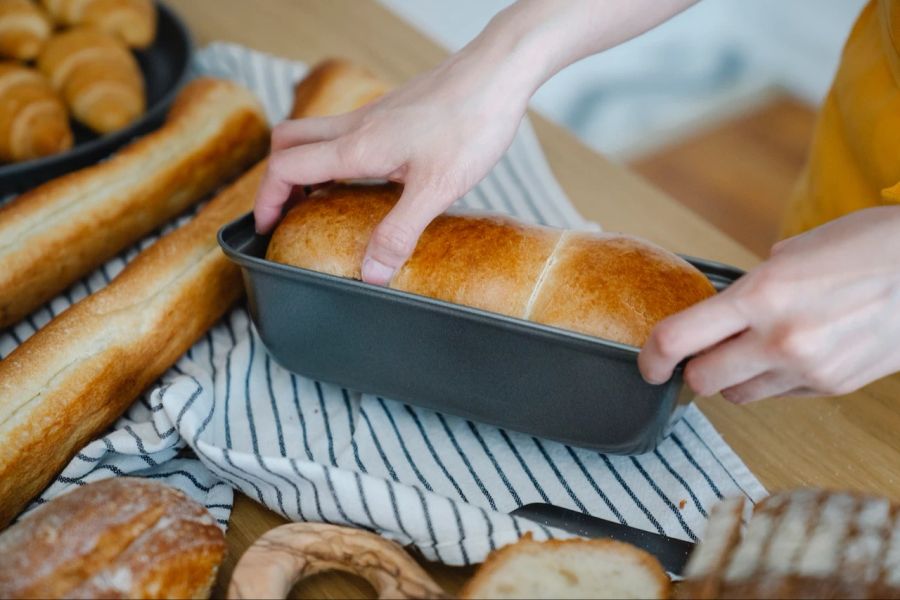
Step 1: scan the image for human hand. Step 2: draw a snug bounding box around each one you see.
[253,0,697,284]
[253,43,535,284]
[638,206,900,403]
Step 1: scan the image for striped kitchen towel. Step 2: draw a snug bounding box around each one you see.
[0,43,767,561]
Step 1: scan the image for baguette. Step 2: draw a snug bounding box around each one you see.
[266,185,716,347]
[0,76,268,329]
[0,478,225,599]
[0,0,51,60]
[0,59,390,528]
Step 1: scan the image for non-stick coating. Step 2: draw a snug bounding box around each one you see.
[219,213,743,454]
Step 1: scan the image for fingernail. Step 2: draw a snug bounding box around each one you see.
[362,258,395,285]
[641,372,666,385]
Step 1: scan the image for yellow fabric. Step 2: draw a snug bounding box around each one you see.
[782,0,900,237]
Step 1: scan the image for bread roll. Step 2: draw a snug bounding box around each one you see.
[41,0,155,48]
[228,523,447,599]
[266,184,716,347]
[37,27,144,133]
[0,61,72,162]
[0,59,390,529]
[0,0,51,60]
[0,478,225,599]
[0,77,267,329]
[460,534,671,599]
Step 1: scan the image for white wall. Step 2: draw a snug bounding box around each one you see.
[379,0,866,157]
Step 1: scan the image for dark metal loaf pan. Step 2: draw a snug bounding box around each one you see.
[218,213,743,455]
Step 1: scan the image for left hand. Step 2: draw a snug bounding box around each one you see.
[638,206,900,403]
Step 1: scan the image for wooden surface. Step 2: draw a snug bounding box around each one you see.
[631,96,817,257]
[161,1,900,598]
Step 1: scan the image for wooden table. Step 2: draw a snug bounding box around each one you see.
[163,1,900,597]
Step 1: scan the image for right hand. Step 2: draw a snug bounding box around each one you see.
[253,46,533,285]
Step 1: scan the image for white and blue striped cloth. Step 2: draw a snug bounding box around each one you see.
[0,43,766,564]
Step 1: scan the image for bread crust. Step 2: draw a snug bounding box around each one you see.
[0,0,51,60]
[0,59,391,529]
[266,184,716,347]
[0,61,72,162]
[0,76,268,328]
[459,533,671,599]
[41,0,156,48]
[0,478,225,599]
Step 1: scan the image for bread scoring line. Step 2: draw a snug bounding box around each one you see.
[523,230,568,320]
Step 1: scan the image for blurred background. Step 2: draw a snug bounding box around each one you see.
[378,0,867,256]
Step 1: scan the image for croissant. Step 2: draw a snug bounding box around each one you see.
[0,61,72,162]
[37,27,144,134]
[0,0,52,60]
[40,0,155,48]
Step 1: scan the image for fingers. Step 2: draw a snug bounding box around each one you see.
[253,140,382,233]
[720,372,795,404]
[638,292,749,385]
[361,182,454,285]
[681,331,770,396]
[270,115,355,151]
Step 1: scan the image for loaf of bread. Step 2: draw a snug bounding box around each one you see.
[0,478,225,599]
[0,0,51,60]
[0,77,268,329]
[41,0,155,48]
[0,60,390,528]
[0,61,72,162]
[266,184,716,347]
[460,534,671,599]
[37,27,144,133]
[680,490,900,599]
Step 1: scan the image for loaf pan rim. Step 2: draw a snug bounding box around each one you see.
[218,211,744,366]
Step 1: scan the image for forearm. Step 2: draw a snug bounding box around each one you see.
[459,0,698,100]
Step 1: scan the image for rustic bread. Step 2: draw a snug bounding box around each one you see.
[680,490,900,599]
[0,77,268,329]
[0,478,225,599]
[0,59,392,528]
[460,534,671,599]
[266,184,716,347]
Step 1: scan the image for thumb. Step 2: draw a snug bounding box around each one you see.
[361,184,450,285]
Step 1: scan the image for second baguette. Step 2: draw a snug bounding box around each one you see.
[0,58,391,529]
[0,77,268,329]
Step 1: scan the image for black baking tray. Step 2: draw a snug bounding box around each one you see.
[219,213,744,454]
[0,1,192,194]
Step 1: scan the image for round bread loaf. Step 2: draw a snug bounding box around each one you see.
[266,183,716,347]
[0,477,226,599]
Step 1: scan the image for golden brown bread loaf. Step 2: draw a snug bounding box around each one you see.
[0,77,268,329]
[266,184,717,347]
[0,60,390,529]
[0,61,72,162]
[0,478,226,599]
[37,27,145,133]
[0,0,51,60]
[680,490,900,599]
[41,0,156,48]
